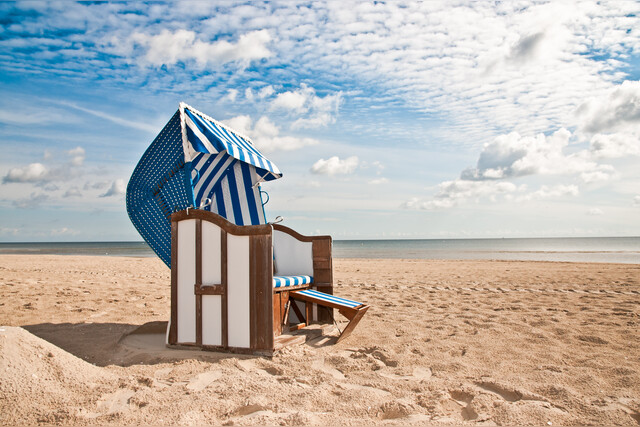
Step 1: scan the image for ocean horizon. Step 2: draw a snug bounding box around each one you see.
[1,236,639,264]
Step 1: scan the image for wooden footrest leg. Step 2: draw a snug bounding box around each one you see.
[336,305,370,343]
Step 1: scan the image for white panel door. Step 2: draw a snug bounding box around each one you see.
[201,222,221,285]
[177,219,196,344]
[226,234,250,348]
[202,295,222,346]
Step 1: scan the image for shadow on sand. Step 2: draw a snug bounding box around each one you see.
[23,321,339,367]
[23,321,244,367]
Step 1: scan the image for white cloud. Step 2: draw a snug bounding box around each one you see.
[271,84,343,129]
[271,87,308,112]
[516,184,579,202]
[223,115,318,153]
[419,198,457,211]
[67,146,85,166]
[61,102,157,133]
[580,165,617,184]
[587,208,603,216]
[368,177,388,185]
[223,115,253,135]
[577,80,640,135]
[13,193,49,209]
[258,85,275,99]
[63,186,82,198]
[84,180,110,190]
[0,227,19,236]
[444,179,517,203]
[311,156,359,176]
[245,88,254,101]
[462,129,595,180]
[461,128,619,185]
[2,163,48,183]
[226,89,238,102]
[589,133,640,159]
[404,180,521,210]
[507,31,547,65]
[129,29,272,68]
[0,107,71,126]
[407,181,581,211]
[100,179,126,197]
[4,2,639,150]
[367,161,385,175]
[51,227,79,236]
[634,196,640,207]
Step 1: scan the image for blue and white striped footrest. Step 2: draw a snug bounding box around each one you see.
[273,275,313,288]
[294,289,362,308]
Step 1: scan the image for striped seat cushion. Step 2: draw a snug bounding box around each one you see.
[273,275,313,288]
[294,289,362,308]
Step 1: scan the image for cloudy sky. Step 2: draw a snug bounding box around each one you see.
[1,1,639,241]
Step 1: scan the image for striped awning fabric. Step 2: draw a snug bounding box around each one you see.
[181,103,282,181]
[127,102,283,267]
[191,154,266,226]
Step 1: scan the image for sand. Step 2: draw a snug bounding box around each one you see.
[1,254,639,425]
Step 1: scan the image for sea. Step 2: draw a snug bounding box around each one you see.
[1,237,639,264]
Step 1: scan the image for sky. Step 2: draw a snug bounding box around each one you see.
[0,1,639,242]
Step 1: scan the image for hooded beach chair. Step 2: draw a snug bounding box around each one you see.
[126,103,369,354]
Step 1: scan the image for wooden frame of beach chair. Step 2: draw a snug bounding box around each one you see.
[271,223,333,335]
[167,209,368,354]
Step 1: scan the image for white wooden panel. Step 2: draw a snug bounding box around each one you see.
[201,221,221,285]
[202,295,222,346]
[227,234,250,348]
[177,219,196,344]
[273,230,313,276]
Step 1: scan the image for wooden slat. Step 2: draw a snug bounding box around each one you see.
[288,322,306,332]
[169,219,178,344]
[313,259,331,269]
[249,234,273,351]
[273,293,282,337]
[272,283,311,293]
[305,301,312,325]
[195,219,202,346]
[336,305,369,343]
[282,299,290,329]
[312,238,333,323]
[173,209,272,236]
[221,230,228,348]
[194,284,224,295]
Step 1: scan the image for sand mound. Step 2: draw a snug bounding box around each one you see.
[0,326,115,424]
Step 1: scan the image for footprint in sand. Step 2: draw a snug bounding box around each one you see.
[337,383,391,398]
[449,390,479,421]
[186,370,223,392]
[476,381,523,402]
[378,367,432,381]
[96,388,135,415]
[476,380,547,403]
[311,358,345,380]
[235,359,275,377]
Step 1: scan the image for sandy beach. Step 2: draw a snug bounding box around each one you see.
[1,254,639,425]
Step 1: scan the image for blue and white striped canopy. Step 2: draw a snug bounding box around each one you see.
[126,103,282,267]
[182,105,281,179]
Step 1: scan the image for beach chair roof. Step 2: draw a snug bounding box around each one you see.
[126,102,282,267]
